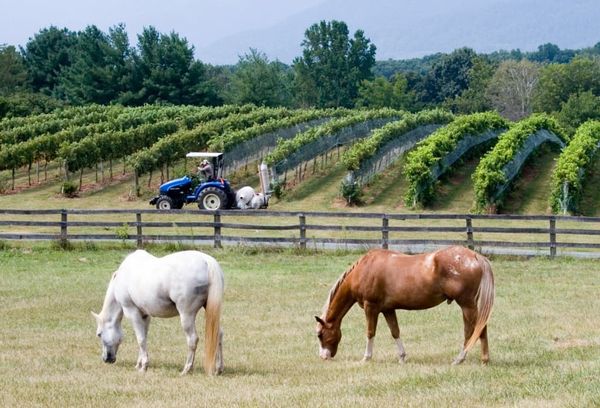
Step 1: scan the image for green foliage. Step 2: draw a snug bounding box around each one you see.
[529,43,576,64]
[556,91,600,135]
[0,173,10,193]
[472,114,568,211]
[128,107,290,175]
[0,104,249,176]
[355,74,416,110]
[423,47,478,104]
[264,108,399,166]
[0,92,65,120]
[341,109,454,171]
[60,180,78,197]
[270,178,285,199]
[0,45,28,95]
[58,24,131,105]
[447,56,495,114]
[293,20,376,108]
[123,27,218,106]
[21,26,78,95]
[549,120,600,214]
[225,48,292,107]
[533,56,600,114]
[19,24,221,106]
[114,223,130,241]
[340,175,362,205]
[404,111,509,207]
[208,108,343,153]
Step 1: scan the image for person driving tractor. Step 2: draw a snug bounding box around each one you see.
[197,159,214,181]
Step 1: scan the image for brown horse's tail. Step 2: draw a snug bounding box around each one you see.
[462,254,495,355]
[204,256,224,375]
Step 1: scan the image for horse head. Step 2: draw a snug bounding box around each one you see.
[315,316,341,359]
[92,311,123,364]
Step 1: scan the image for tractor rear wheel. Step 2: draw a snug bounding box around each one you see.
[198,187,228,210]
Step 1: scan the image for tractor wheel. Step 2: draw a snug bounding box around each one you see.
[156,195,174,210]
[198,187,228,210]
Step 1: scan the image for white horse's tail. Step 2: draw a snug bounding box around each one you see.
[463,254,495,355]
[204,256,224,375]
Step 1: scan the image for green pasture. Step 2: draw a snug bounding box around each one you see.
[1,243,599,407]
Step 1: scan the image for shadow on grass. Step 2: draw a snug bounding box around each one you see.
[429,156,478,213]
[283,163,347,203]
[364,158,409,208]
[500,145,558,215]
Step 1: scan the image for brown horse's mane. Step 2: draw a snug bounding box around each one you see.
[322,260,358,317]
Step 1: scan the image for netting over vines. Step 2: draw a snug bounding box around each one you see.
[550,120,600,214]
[221,118,330,176]
[404,112,509,207]
[270,116,398,178]
[353,124,441,185]
[473,114,568,210]
[492,130,565,202]
[341,109,455,187]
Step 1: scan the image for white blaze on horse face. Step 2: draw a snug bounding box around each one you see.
[319,345,332,360]
[316,324,332,360]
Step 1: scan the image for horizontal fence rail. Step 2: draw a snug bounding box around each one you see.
[1,209,600,257]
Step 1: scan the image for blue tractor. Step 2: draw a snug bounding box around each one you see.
[149,152,238,211]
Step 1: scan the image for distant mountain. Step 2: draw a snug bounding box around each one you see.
[197,0,600,65]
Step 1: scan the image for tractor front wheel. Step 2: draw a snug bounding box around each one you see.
[198,187,228,210]
[156,195,175,210]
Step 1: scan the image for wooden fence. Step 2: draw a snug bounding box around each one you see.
[1,209,600,257]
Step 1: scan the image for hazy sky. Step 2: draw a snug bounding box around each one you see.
[0,0,324,48]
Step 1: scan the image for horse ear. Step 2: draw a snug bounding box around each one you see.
[315,316,326,326]
[91,311,101,323]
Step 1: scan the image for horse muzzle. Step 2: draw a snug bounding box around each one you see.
[319,348,332,360]
[103,354,116,364]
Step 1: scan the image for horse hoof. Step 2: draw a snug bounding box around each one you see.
[451,359,464,366]
[361,357,372,363]
[399,355,407,364]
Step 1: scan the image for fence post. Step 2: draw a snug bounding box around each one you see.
[213,212,222,249]
[59,209,68,248]
[136,212,143,248]
[549,217,556,258]
[299,214,306,250]
[466,217,474,250]
[381,215,389,249]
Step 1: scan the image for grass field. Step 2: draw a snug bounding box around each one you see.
[1,243,599,407]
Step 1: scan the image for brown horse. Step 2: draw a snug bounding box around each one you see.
[315,246,494,365]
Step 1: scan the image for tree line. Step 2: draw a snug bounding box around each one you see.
[1,20,600,134]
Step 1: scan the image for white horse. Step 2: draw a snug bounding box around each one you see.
[92,250,224,375]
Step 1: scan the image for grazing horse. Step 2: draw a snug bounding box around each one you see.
[92,250,224,375]
[315,246,494,365]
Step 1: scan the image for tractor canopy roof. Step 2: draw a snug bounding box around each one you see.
[186,152,223,159]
